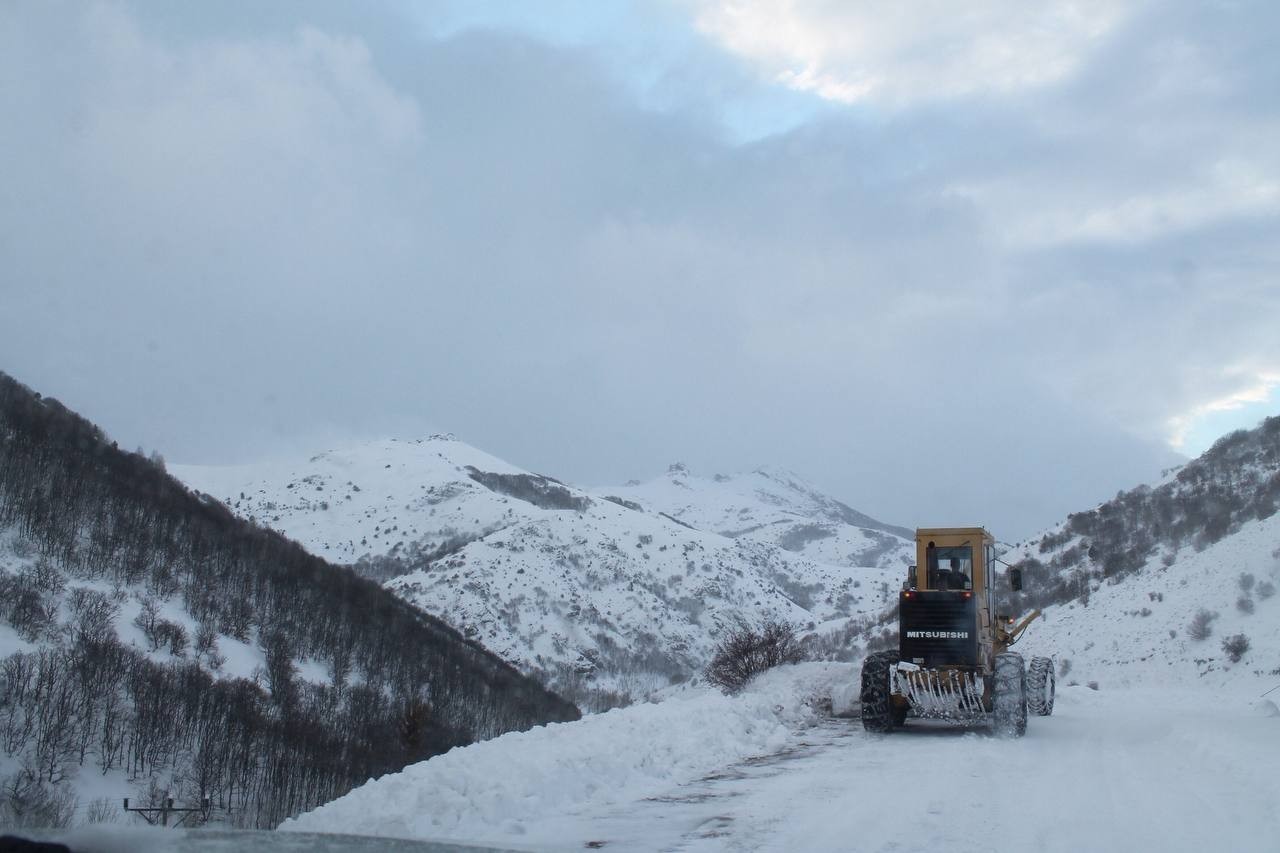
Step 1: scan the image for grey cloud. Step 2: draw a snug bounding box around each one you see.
[4,1,1275,539]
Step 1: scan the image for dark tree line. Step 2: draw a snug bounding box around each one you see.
[0,371,578,827]
[1005,416,1280,613]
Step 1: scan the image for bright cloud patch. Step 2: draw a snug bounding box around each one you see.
[1169,372,1280,454]
[692,0,1136,105]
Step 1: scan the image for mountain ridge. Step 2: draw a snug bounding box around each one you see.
[599,462,913,568]
[174,437,914,708]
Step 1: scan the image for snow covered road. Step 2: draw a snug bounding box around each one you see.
[580,687,1280,853]
[287,665,1280,853]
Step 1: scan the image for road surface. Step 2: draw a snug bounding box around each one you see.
[561,686,1280,853]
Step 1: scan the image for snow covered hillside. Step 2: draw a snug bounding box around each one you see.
[1002,416,1280,693]
[0,375,575,829]
[284,662,1280,853]
[599,463,913,569]
[174,438,906,705]
[1016,511,1280,691]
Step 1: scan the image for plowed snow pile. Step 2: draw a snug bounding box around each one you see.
[281,663,851,845]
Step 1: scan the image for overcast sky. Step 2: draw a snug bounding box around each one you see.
[2,1,1278,539]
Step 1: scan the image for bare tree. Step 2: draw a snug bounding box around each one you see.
[704,620,803,693]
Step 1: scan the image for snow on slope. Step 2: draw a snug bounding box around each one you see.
[172,437,531,565]
[601,463,914,569]
[174,438,903,702]
[284,662,1280,853]
[281,662,847,845]
[1012,511,1280,691]
[0,525,268,683]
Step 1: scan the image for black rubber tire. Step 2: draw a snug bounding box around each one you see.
[992,652,1027,738]
[860,651,898,733]
[1027,656,1055,716]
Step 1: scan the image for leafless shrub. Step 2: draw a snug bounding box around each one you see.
[1237,596,1255,615]
[1058,658,1072,678]
[1258,581,1275,600]
[155,620,188,656]
[4,560,65,642]
[0,768,78,828]
[1187,609,1217,641]
[68,587,119,645]
[194,622,218,658]
[134,595,161,648]
[1221,633,1250,663]
[85,796,118,824]
[10,536,35,560]
[704,621,803,693]
[1238,572,1256,593]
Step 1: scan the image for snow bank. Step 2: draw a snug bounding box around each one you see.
[282,662,854,845]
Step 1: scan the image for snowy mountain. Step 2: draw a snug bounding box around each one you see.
[1003,417,1280,691]
[174,439,906,706]
[598,463,913,569]
[0,374,576,829]
[174,436,546,571]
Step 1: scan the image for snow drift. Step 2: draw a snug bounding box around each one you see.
[281,662,852,845]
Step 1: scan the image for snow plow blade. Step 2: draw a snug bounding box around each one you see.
[892,662,986,721]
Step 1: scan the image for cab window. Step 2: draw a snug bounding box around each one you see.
[926,544,973,590]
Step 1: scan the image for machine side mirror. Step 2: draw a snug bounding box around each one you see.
[1009,568,1023,592]
[907,565,917,590]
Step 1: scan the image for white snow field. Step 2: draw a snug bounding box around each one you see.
[283,663,1280,853]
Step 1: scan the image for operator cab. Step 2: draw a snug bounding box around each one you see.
[927,544,972,590]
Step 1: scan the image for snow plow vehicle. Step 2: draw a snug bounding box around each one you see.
[860,527,1053,737]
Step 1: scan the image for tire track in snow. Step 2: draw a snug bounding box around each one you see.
[565,687,1279,853]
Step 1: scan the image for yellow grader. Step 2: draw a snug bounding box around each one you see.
[860,527,1054,737]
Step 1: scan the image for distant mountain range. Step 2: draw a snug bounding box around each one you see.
[174,439,914,707]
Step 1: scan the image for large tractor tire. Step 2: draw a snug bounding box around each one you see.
[992,652,1027,738]
[860,651,898,733]
[1027,656,1055,716]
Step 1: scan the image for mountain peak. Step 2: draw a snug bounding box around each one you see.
[751,465,806,485]
[602,463,913,569]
